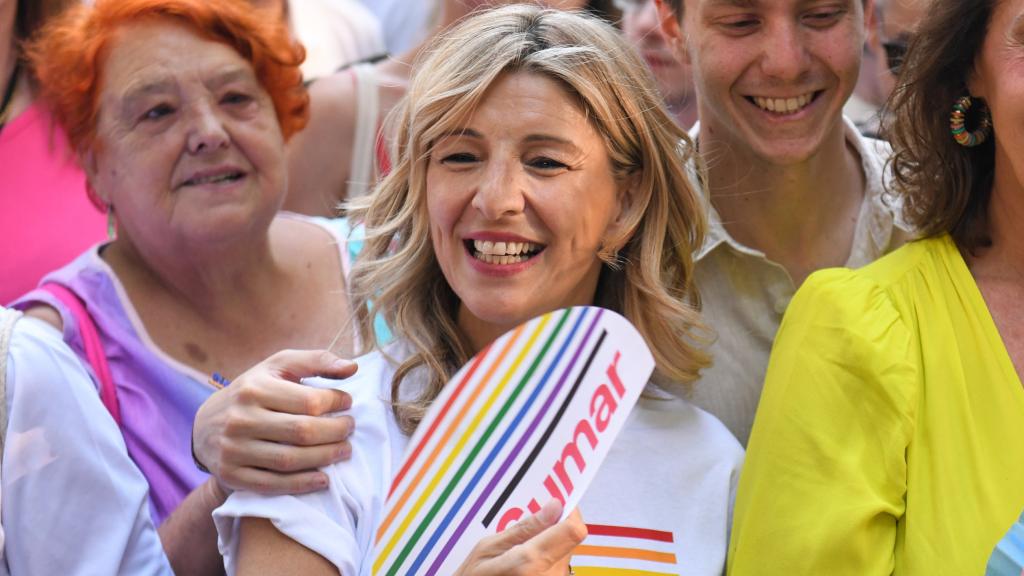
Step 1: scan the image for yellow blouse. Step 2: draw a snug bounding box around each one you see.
[728,235,1024,576]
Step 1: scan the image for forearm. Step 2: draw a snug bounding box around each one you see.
[158,478,229,576]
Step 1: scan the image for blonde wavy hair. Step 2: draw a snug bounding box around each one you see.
[347,5,709,434]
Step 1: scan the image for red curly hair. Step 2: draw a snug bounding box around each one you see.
[25,0,309,154]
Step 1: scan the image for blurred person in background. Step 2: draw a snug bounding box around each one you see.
[616,0,697,129]
[846,0,927,137]
[0,0,106,305]
[251,0,386,81]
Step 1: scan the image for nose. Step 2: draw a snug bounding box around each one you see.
[635,2,660,34]
[186,102,229,154]
[470,159,526,220]
[624,1,661,42]
[760,21,811,81]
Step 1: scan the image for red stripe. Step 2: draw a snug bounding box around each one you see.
[386,343,491,499]
[585,524,675,543]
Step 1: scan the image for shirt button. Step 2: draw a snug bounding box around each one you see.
[773,298,791,314]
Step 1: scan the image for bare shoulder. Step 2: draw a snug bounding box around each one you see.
[23,304,64,332]
[283,72,359,216]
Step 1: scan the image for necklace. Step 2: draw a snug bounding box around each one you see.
[0,61,21,136]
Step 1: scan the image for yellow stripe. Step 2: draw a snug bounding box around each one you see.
[373,315,552,573]
[573,568,679,576]
[574,544,677,564]
[374,326,523,544]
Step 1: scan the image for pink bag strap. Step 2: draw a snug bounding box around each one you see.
[39,283,122,427]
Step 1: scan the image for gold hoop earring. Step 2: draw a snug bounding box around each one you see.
[950,95,992,147]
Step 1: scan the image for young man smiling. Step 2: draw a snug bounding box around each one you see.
[654,0,909,445]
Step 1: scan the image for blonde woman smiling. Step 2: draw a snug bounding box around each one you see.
[216,6,742,575]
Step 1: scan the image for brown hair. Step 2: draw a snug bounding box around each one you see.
[24,0,309,154]
[885,0,997,251]
[347,5,709,434]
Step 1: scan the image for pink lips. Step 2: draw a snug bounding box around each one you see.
[177,165,246,189]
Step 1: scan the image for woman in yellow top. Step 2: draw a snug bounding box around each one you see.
[727,0,1024,574]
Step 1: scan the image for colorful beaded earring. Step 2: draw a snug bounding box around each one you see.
[950,95,992,147]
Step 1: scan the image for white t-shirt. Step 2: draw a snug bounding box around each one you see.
[2,315,172,576]
[215,345,743,576]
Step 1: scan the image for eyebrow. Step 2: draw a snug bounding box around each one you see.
[205,67,258,90]
[704,0,758,9]
[118,67,257,116]
[435,128,576,147]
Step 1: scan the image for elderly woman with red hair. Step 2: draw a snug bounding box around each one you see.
[11,0,361,572]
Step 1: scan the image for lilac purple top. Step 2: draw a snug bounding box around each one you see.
[12,214,353,525]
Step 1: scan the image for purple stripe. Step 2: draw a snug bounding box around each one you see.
[426,308,605,574]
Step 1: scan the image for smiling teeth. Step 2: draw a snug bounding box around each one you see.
[473,240,540,256]
[186,173,241,186]
[476,253,529,265]
[753,93,814,114]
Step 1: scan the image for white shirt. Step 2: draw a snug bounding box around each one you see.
[352,0,437,55]
[574,385,742,575]
[2,315,172,576]
[688,117,908,446]
[215,345,742,576]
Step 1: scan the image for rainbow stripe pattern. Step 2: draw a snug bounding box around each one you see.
[371,306,654,575]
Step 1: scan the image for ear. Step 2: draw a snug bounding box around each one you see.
[966,58,988,99]
[81,149,110,208]
[654,0,691,65]
[604,170,643,248]
[863,0,877,34]
[863,0,880,49]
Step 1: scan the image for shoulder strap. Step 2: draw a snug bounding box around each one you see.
[0,307,23,455]
[38,284,122,427]
[347,63,380,199]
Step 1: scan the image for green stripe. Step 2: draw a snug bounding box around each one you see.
[386,308,573,575]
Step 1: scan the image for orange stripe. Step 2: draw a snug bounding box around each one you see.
[374,324,525,543]
[573,568,678,576]
[574,544,677,564]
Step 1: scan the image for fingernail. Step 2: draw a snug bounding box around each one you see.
[332,358,355,370]
[538,499,562,525]
[337,444,352,461]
